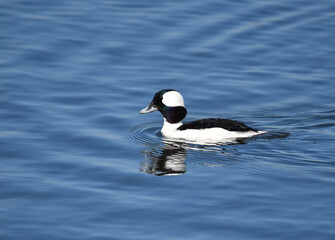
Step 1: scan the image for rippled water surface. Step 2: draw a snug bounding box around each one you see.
[1,0,335,239]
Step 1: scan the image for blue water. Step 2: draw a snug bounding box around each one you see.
[1,0,335,239]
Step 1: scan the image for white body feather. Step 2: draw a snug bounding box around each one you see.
[161,119,265,143]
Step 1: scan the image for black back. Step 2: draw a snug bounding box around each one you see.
[177,118,257,132]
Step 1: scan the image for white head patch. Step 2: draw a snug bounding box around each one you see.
[162,91,185,107]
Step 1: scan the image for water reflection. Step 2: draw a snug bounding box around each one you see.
[140,142,187,176]
[139,131,290,176]
[140,139,236,176]
[140,137,247,176]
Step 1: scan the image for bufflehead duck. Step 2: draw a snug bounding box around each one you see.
[140,89,266,143]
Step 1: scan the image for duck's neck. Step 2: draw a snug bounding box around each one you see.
[160,106,187,124]
[162,118,183,136]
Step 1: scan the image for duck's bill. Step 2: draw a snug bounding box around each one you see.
[139,104,158,114]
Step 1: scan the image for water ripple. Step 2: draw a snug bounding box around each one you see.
[127,121,162,145]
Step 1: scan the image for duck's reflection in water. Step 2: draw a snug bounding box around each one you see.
[139,131,290,176]
[140,141,187,176]
[140,138,243,175]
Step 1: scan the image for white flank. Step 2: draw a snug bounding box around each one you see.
[162,91,185,107]
[161,119,266,144]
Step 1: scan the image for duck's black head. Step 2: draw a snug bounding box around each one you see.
[140,89,187,124]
